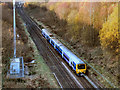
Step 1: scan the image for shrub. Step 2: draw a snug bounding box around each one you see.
[99,5,119,55]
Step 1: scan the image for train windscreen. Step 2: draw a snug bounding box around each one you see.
[78,64,85,69]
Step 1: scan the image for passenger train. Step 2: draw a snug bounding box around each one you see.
[42,29,86,76]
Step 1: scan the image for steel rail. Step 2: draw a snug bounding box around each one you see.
[13,0,16,58]
[17,7,99,88]
[18,8,78,88]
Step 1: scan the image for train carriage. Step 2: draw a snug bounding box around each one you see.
[59,45,86,75]
[42,29,54,43]
[42,28,87,76]
[50,38,63,55]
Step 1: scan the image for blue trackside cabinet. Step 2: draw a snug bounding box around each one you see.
[10,58,20,74]
[8,57,24,78]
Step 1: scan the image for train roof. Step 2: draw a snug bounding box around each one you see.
[60,45,85,64]
[42,29,85,64]
[42,29,53,37]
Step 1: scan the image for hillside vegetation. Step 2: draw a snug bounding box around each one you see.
[46,2,119,87]
[46,2,119,53]
[24,2,119,88]
[26,2,119,55]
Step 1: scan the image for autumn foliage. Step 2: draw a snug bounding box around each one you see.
[99,5,119,55]
[47,2,118,50]
[25,2,119,57]
[46,2,118,55]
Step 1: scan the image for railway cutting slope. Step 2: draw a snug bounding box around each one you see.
[17,6,96,88]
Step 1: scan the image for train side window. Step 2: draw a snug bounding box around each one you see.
[56,45,58,50]
[71,62,74,66]
[56,46,62,54]
[59,48,62,54]
[73,62,76,69]
[51,40,54,45]
[47,36,49,39]
[74,64,76,69]
[43,33,45,36]
[63,54,69,61]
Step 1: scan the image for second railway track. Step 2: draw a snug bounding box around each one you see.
[17,6,97,88]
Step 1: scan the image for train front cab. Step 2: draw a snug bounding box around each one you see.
[76,64,86,75]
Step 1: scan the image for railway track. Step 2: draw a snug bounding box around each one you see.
[17,6,98,88]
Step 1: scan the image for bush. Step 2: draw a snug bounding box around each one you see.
[81,25,99,47]
[99,5,119,55]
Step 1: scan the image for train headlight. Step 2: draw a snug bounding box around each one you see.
[84,70,86,73]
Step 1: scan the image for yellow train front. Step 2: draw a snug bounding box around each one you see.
[76,64,86,75]
[59,45,87,76]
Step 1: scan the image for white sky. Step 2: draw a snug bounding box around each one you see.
[0,0,119,2]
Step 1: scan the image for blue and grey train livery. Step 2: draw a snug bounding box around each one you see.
[42,29,86,75]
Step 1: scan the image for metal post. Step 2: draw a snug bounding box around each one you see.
[13,0,16,58]
[22,57,24,77]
